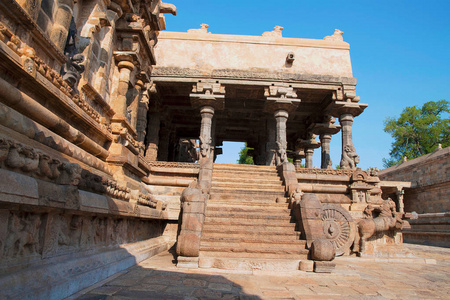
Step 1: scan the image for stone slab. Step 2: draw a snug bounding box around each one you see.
[0,168,39,205]
[79,190,109,213]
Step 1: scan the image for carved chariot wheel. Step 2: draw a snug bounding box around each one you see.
[321,204,356,256]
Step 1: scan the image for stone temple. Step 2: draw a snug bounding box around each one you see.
[0,1,415,298]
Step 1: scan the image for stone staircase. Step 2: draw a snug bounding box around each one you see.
[198,163,308,271]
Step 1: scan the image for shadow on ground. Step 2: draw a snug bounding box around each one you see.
[75,246,262,300]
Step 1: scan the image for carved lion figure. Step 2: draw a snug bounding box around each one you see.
[353,198,404,254]
[340,144,359,169]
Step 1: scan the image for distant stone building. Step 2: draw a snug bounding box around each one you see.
[0,1,411,298]
[379,146,450,246]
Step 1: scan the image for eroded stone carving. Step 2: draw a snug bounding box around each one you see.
[4,212,42,258]
[340,144,360,169]
[353,198,405,255]
[262,26,283,38]
[324,29,344,41]
[321,204,356,256]
[187,24,210,34]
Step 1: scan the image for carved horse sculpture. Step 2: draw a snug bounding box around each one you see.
[353,198,404,254]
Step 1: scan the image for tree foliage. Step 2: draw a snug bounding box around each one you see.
[383,100,449,168]
[237,143,254,164]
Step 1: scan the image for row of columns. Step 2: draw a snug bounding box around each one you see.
[136,81,364,171]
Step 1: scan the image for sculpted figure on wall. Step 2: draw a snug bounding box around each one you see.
[4,213,41,258]
[340,144,360,169]
[276,141,287,165]
[353,198,404,255]
[199,135,211,158]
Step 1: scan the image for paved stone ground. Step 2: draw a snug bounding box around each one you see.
[72,243,450,300]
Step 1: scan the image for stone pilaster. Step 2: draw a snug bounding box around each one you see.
[130,79,143,130]
[112,56,135,118]
[144,112,160,161]
[50,0,75,51]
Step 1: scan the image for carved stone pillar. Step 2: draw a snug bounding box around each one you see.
[129,78,145,130]
[296,133,320,169]
[136,90,149,155]
[339,113,359,169]
[112,58,134,118]
[310,116,341,169]
[265,118,276,166]
[264,84,300,166]
[330,94,367,170]
[320,134,332,169]
[396,188,405,214]
[199,106,214,160]
[50,0,75,50]
[305,148,314,168]
[190,80,225,192]
[274,109,289,166]
[145,112,160,161]
[293,149,305,169]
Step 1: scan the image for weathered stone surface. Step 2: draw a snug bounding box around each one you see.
[310,239,336,261]
[314,261,336,273]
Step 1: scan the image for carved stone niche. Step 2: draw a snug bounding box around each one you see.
[349,170,382,208]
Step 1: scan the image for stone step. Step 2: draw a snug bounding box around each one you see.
[207,199,289,208]
[212,182,284,191]
[205,211,293,219]
[206,205,290,214]
[203,222,294,232]
[202,229,300,240]
[204,214,293,224]
[199,245,307,256]
[213,163,277,172]
[210,188,285,197]
[198,257,304,271]
[211,175,283,184]
[200,237,304,248]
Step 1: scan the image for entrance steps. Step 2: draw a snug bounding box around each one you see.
[198,163,307,271]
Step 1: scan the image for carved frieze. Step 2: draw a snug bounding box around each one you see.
[0,138,82,184]
[295,167,353,176]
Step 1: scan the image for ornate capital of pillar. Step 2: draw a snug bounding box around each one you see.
[310,115,341,136]
[114,51,138,68]
[264,84,300,114]
[296,134,321,150]
[190,80,225,110]
[330,100,368,118]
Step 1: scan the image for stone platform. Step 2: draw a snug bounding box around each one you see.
[71,243,449,299]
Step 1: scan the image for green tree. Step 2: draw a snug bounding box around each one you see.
[237,143,254,164]
[383,100,449,168]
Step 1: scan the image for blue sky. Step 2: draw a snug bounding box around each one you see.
[163,0,450,169]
